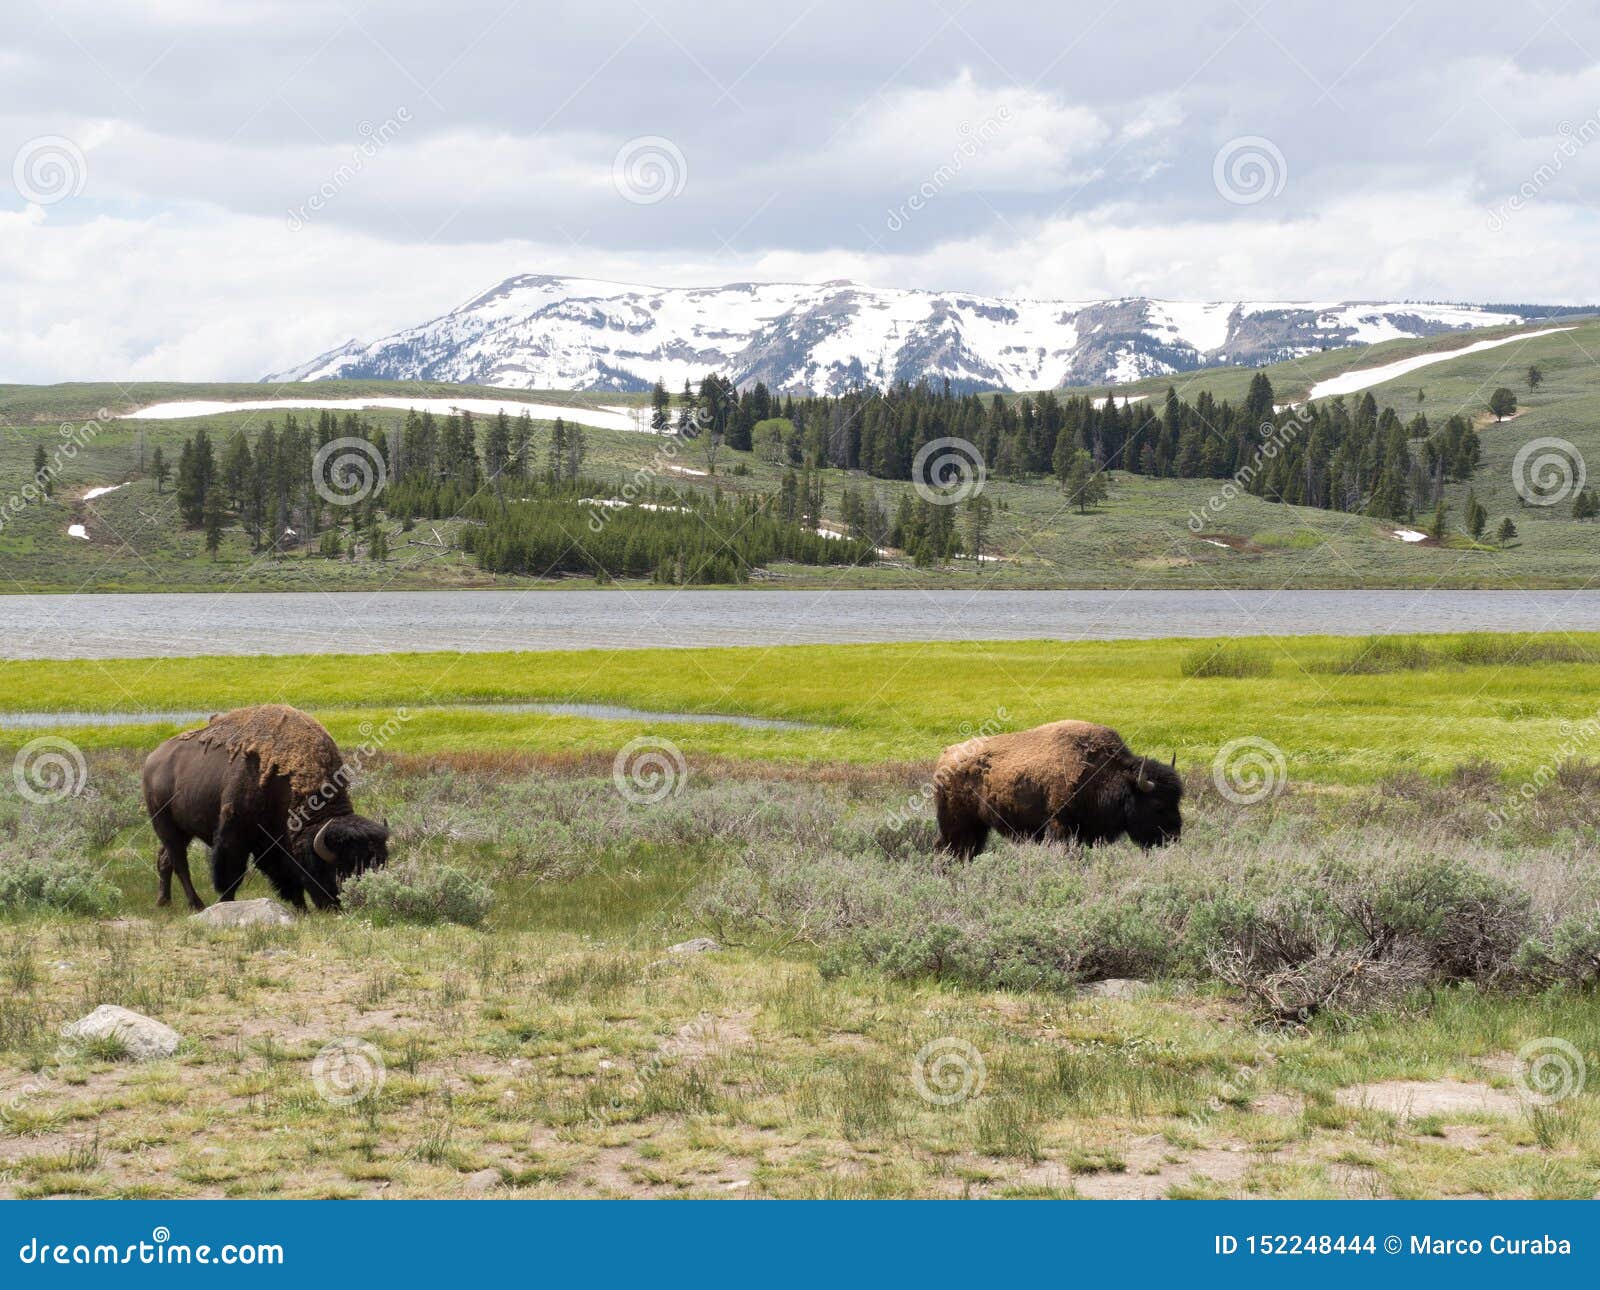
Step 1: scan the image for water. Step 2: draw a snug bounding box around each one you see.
[3,589,1597,660]
[0,702,810,731]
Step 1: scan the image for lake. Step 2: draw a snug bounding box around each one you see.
[3,589,1596,659]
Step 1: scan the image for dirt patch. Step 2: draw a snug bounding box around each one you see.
[1068,1135,1252,1199]
[1196,533,1263,554]
[1336,1080,1521,1120]
[660,1011,755,1059]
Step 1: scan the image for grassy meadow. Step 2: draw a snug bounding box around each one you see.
[7,320,1600,590]
[3,633,1599,783]
[0,634,1598,1199]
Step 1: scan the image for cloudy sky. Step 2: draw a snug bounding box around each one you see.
[5,0,1600,382]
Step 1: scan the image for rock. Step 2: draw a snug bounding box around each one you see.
[463,1168,501,1193]
[62,1005,181,1061]
[668,937,720,955]
[190,899,296,928]
[1078,978,1151,1000]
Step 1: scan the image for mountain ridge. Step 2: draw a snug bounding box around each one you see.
[266,274,1592,395]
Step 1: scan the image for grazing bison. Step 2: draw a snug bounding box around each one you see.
[141,704,388,911]
[933,720,1181,858]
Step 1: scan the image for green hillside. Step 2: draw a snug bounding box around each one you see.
[3,321,1599,592]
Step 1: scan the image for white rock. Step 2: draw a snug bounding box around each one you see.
[668,937,720,955]
[1078,978,1151,1000]
[190,899,296,928]
[463,1168,501,1193]
[62,1005,181,1061]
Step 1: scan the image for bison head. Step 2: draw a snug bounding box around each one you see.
[1121,754,1183,848]
[308,814,390,907]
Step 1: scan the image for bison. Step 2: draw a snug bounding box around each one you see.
[933,719,1181,858]
[141,704,389,911]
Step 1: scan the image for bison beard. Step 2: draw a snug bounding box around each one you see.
[933,719,1182,858]
[140,704,389,911]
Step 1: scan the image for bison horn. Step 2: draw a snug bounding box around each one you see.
[312,821,336,864]
[1136,774,1155,792]
[1170,751,1177,768]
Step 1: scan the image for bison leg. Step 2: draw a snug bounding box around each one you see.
[150,816,204,911]
[209,809,252,901]
[255,848,315,911]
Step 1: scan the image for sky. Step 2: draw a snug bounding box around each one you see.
[5,0,1600,383]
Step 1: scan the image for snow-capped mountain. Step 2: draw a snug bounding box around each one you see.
[265,275,1574,394]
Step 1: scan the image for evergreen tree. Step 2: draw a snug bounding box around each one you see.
[547,419,569,480]
[1526,365,1544,392]
[1487,387,1517,421]
[369,526,389,562]
[965,493,993,566]
[32,444,51,496]
[1496,517,1518,544]
[651,380,671,432]
[176,429,215,527]
[150,446,170,495]
[1464,490,1488,540]
[202,486,225,559]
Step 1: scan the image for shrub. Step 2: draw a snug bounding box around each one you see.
[343,862,493,927]
[1179,646,1272,678]
[0,854,120,917]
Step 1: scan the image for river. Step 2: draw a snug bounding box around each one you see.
[3,589,1595,659]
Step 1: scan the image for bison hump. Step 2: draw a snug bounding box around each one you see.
[186,704,343,797]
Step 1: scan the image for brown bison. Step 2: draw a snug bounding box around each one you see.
[933,719,1181,858]
[141,704,389,911]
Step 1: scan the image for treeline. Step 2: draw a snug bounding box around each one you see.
[167,405,875,581]
[459,482,874,584]
[679,370,1488,523]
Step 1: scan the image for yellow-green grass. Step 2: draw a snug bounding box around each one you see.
[3,632,1597,784]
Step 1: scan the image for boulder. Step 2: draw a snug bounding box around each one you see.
[62,1005,181,1061]
[191,899,296,928]
[463,1168,501,1193]
[1078,978,1151,1000]
[668,937,720,955]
